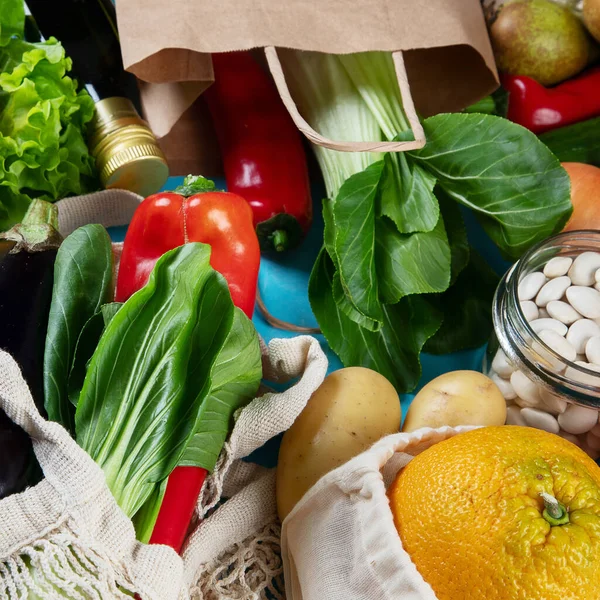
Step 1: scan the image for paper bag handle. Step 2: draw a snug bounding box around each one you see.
[264,47,426,153]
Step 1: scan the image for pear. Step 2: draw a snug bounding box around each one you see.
[491,0,595,85]
[584,0,600,41]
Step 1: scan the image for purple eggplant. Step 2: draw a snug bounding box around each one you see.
[0,199,61,498]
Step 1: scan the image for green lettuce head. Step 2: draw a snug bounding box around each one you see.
[0,0,98,229]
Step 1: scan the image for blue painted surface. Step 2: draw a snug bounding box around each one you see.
[109,175,513,428]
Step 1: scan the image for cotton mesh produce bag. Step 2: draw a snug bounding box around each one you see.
[182,335,329,599]
[0,350,185,600]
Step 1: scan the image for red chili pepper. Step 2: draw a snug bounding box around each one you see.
[204,51,312,253]
[115,174,260,553]
[503,68,600,135]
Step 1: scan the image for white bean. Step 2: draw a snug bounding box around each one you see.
[520,301,539,322]
[546,300,582,326]
[535,276,571,307]
[539,388,568,414]
[536,329,577,371]
[568,252,600,286]
[566,286,600,319]
[538,308,550,319]
[558,431,581,447]
[529,318,568,336]
[511,371,540,407]
[596,283,600,293]
[518,272,547,301]
[521,407,560,433]
[565,361,600,387]
[586,336,600,366]
[566,319,600,354]
[558,404,599,434]
[544,256,573,278]
[491,349,515,379]
[506,405,526,426]
[596,268,600,285]
[586,430,600,451]
[491,373,517,400]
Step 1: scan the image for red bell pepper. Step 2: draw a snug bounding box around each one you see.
[115,175,259,318]
[503,67,600,135]
[115,174,260,552]
[204,51,312,253]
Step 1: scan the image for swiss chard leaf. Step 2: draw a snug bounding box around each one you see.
[408,113,572,259]
[379,152,439,234]
[309,249,443,392]
[375,215,451,305]
[44,224,113,432]
[179,307,262,469]
[332,160,384,324]
[76,243,237,517]
[423,250,499,355]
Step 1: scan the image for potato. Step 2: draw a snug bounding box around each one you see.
[276,367,400,520]
[402,370,507,433]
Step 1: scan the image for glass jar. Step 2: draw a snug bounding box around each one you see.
[484,230,600,458]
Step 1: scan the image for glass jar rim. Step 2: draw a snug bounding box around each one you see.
[495,229,600,407]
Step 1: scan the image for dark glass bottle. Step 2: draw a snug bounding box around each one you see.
[24,0,169,196]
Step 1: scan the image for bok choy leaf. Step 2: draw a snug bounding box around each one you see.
[75,242,261,518]
[283,49,572,392]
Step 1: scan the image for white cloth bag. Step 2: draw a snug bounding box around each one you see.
[0,350,185,600]
[280,426,476,600]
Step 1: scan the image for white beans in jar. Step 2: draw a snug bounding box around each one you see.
[487,235,600,458]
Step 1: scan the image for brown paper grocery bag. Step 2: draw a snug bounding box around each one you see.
[116,0,498,174]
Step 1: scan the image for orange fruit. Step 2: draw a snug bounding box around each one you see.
[389,426,600,600]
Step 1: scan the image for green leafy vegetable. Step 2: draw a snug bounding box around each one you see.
[133,479,168,544]
[67,302,122,407]
[332,160,384,323]
[424,251,499,354]
[284,49,572,392]
[379,152,439,234]
[179,307,262,468]
[0,0,97,229]
[44,224,113,431]
[376,214,451,305]
[408,113,572,259]
[539,117,600,166]
[309,249,442,391]
[75,243,261,519]
[462,87,509,118]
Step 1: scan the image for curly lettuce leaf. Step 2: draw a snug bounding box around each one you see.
[0,16,97,229]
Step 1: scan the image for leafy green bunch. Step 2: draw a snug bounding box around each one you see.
[281,51,572,392]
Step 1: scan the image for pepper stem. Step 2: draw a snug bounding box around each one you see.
[271,229,288,252]
[540,492,569,526]
[173,174,216,197]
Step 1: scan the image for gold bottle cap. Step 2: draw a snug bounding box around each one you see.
[89,97,169,197]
